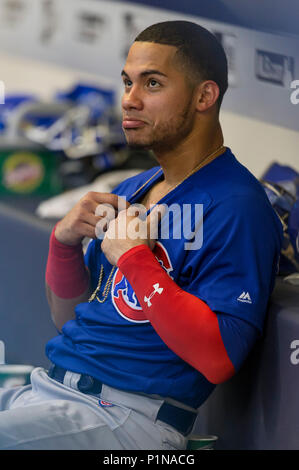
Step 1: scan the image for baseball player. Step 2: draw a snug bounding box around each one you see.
[0,21,283,450]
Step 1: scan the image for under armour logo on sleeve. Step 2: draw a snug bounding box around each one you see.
[144,283,164,307]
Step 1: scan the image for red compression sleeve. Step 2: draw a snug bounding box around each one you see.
[118,245,235,384]
[45,226,89,299]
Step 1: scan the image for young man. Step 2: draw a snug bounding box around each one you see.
[0,21,283,450]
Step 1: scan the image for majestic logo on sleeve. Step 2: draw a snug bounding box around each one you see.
[111,242,173,322]
[237,291,252,304]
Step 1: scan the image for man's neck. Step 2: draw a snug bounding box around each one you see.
[153,123,224,189]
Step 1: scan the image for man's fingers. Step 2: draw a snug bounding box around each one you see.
[101,204,166,244]
[75,221,100,240]
[87,192,129,211]
[95,203,117,221]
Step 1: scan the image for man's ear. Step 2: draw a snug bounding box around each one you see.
[195,80,220,112]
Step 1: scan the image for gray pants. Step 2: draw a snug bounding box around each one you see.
[0,367,188,450]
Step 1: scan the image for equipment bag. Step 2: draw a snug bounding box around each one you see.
[260,162,299,275]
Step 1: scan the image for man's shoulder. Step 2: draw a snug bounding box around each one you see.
[200,148,270,208]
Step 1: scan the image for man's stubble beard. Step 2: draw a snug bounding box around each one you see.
[125,93,196,154]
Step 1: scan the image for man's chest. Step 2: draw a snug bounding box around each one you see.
[138,181,171,211]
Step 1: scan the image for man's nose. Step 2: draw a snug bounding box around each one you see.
[122,86,143,111]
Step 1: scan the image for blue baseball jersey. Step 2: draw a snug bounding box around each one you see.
[46,148,283,408]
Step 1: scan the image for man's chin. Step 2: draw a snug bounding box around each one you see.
[126,140,153,150]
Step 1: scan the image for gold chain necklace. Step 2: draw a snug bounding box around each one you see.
[88,264,117,303]
[88,144,225,303]
[158,143,225,194]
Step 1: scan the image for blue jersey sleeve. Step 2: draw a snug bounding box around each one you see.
[180,193,283,333]
[217,313,259,372]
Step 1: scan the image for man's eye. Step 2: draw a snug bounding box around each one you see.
[123,79,132,87]
[148,79,159,88]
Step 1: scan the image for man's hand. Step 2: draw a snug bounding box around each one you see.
[55,191,129,246]
[101,204,165,265]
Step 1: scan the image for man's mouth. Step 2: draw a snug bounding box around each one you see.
[122,118,147,129]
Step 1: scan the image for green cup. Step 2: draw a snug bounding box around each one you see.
[187,434,218,450]
[0,365,34,388]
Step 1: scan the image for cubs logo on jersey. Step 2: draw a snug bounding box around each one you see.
[111,242,173,322]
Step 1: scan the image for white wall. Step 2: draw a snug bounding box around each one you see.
[221,110,299,176]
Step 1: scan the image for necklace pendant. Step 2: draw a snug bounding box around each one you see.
[88,292,96,303]
[88,284,101,303]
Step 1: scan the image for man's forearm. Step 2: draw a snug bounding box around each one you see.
[45,227,91,331]
[46,281,90,332]
[117,244,236,384]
